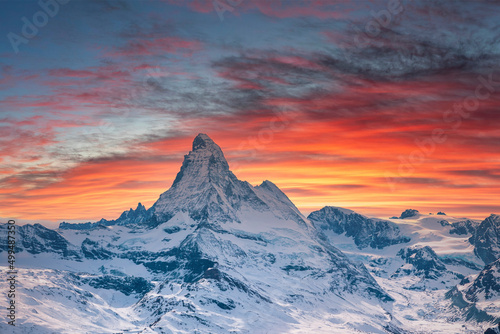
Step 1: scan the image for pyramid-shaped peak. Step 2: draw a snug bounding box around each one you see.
[189,133,226,160]
[152,133,308,230]
[170,134,230,188]
[193,133,218,151]
[189,134,228,165]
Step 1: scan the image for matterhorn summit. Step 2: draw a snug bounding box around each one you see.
[172,133,232,187]
[150,133,307,228]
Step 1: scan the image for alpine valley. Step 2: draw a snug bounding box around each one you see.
[2,134,500,334]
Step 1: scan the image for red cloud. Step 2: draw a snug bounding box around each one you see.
[48,69,96,78]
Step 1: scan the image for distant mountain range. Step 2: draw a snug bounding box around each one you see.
[1,134,499,333]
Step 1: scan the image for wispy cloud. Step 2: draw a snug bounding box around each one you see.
[1,0,499,221]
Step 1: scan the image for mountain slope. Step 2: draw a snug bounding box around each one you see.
[470,214,500,264]
[309,206,410,249]
[3,134,498,333]
[123,134,396,332]
[149,134,307,227]
[447,258,500,323]
[0,223,79,259]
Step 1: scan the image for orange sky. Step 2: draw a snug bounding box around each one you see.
[1,1,500,227]
[2,126,499,228]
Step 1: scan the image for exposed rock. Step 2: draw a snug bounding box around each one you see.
[0,223,79,259]
[439,220,450,226]
[80,275,153,296]
[447,259,500,324]
[81,238,114,260]
[464,258,500,301]
[484,323,500,334]
[309,206,410,249]
[400,209,419,219]
[469,214,500,264]
[59,202,153,229]
[395,245,447,279]
[449,219,479,236]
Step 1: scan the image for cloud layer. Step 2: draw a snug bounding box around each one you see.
[1,0,499,224]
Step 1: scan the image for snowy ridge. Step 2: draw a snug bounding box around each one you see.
[470,214,500,265]
[309,206,410,249]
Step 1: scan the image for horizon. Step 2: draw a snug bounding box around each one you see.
[3,132,496,229]
[1,1,500,225]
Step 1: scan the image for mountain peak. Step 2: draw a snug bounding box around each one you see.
[171,134,230,188]
[150,133,306,226]
[192,133,216,151]
[400,209,420,219]
[136,202,146,211]
[188,133,227,164]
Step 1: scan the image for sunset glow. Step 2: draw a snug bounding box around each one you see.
[1,0,499,226]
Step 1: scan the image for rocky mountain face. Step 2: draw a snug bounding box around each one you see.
[308,206,410,249]
[399,209,420,219]
[81,238,114,260]
[449,219,479,235]
[464,258,500,302]
[0,223,79,259]
[60,202,151,230]
[441,217,500,325]
[394,246,447,279]
[485,324,500,334]
[148,134,307,227]
[470,214,500,264]
[446,258,500,323]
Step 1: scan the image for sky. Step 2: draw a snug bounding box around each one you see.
[1,0,500,227]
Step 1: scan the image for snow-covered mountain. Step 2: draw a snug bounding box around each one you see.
[1,134,499,333]
[0,223,79,259]
[470,214,500,265]
[394,245,448,280]
[447,257,500,324]
[309,206,410,249]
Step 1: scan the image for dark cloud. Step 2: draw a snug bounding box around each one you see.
[0,170,62,190]
[449,169,500,180]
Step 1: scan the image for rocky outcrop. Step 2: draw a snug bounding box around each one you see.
[469,214,500,264]
[0,223,79,259]
[400,209,420,219]
[309,206,410,249]
[395,245,447,279]
[464,258,500,302]
[449,219,479,235]
[81,238,114,260]
[447,258,500,324]
[59,202,153,229]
